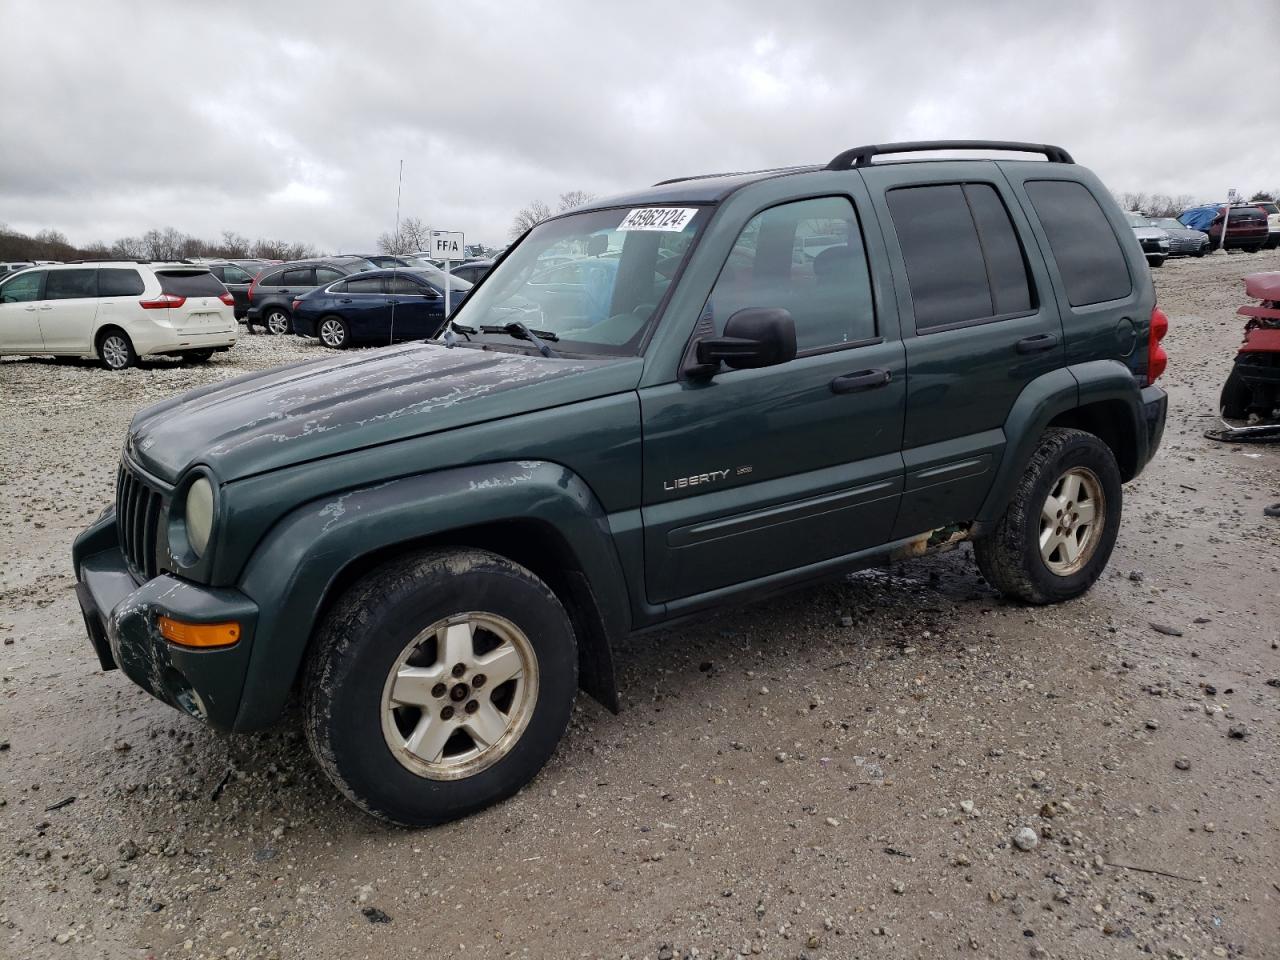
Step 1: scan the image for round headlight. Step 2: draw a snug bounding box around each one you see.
[185,477,214,557]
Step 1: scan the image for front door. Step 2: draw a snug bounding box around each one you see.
[387,274,439,340]
[640,195,906,604]
[0,270,48,353]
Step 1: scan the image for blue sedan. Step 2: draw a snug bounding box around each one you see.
[291,268,470,349]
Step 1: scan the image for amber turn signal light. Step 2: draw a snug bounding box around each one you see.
[157,616,241,649]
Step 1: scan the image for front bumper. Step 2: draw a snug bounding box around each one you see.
[1141,384,1167,469]
[72,507,258,731]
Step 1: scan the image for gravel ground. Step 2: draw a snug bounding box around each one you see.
[1,254,1277,960]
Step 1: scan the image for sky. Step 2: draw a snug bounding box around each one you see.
[2,0,1277,253]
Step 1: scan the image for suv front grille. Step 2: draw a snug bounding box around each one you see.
[116,462,166,581]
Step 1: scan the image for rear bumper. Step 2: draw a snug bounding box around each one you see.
[1140,384,1167,470]
[72,507,258,731]
[291,313,317,337]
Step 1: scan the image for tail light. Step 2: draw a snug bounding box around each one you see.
[291,299,302,312]
[1147,306,1169,383]
[219,292,235,307]
[247,277,258,303]
[139,294,186,310]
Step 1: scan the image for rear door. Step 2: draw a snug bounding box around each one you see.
[39,268,100,352]
[278,266,316,302]
[95,267,147,342]
[340,274,391,340]
[862,162,1064,537]
[0,270,47,352]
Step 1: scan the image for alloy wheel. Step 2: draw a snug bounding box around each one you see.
[101,335,130,369]
[1039,466,1104,576]
[266,310,290,335]
[320,318,346,348]
[380,612,539,781]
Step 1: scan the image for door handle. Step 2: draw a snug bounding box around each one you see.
[38,304,52,311]
[24,305,36,311]
[339,298,353,304]
[830,368,891,394]
[1015,333,1058,354]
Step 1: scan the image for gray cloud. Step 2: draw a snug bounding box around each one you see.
[1,0,1277,251]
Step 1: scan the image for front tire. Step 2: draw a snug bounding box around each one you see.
[974,428,1122,605]
[318,315,350,349]
[264,308,292,335]
[304,548,578,827]
[1219,368,1251,420]
[97,329,137,370]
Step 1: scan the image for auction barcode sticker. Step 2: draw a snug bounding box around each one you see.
[618,208,698,231]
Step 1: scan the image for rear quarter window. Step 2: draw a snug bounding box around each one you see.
[98,268,145,297]
[156,270,225,298]
[1025,180,1131,307]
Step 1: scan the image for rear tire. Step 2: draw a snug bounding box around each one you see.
[974,428,1122,605]
[264,308,292,335]
[304,548,578,827]
[97,329,137,370]
[318,315,350,349]
[1219,368,1251,420]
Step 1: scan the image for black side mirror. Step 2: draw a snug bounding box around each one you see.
[695,308,797,372]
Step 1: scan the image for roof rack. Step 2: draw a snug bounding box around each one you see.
[653,165,817,187]
[65,258,156,264]
[825,140,1074,170]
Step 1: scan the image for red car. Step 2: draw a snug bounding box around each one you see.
[1200,204,1270,251]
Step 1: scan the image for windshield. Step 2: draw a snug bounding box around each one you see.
[1152,218,1181,230]
[404,262,473,292]
[1125,213,1151,228]
[448,206,705,355]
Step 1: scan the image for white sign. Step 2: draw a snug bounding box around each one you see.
[430,230,466,261]
[1227,188,1239,203]
[618,208,698,232]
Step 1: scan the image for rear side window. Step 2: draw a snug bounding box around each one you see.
[315,266,345,284]
[98,268,145,297]
[221,264,253,284]
[346,276,384,294]
[259,270,283,286]
[45,269,98,300]
[389,275,428,295]
[1025,180,1131,307]
[156,270,225,297]
[887,183,1033,330]
[281,268,315,287]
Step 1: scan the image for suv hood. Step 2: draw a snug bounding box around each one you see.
[126,343,637,482]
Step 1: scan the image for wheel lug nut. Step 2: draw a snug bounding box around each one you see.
[451,663,466,678]
[431,683,447,698]
[441,705,454,720]
[472,674,486,689]
[465,700,478,714]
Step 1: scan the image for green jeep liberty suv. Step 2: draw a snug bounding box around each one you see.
[73,141,1169,826]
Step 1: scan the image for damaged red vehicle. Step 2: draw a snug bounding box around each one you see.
[1220,272,1280,429]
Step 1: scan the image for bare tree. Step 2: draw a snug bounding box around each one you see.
[1250,190,1277,203]
[557,190,596,212]
[509,200,553,240]
[110,236,146,259]
[217,230,252,258]
[377,215,432,254]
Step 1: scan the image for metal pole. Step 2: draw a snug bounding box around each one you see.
[444,251,451,319]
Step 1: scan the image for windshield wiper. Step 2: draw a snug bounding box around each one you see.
[480,321,560,358]
[441,320,475,348]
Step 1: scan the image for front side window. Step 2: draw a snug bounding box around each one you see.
[451,206,705,355]
[703,196,875,351]
[389,275,428,295]
[0,270,44,304]
[888,183,1033,331]
[1025,180,1131,307]
[45,269,98,300]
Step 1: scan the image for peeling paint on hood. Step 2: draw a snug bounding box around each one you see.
[126,342,637,482]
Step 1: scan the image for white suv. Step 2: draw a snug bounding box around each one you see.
[0,262,237,369]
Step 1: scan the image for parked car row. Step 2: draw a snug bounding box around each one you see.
[1122,200,1279,267]
[0,261,237,368]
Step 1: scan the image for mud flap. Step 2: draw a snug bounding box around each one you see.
[563,570,620,714]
